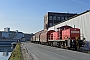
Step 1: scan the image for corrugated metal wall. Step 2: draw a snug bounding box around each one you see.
[48,11,90,41]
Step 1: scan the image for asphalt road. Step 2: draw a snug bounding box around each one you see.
[23,42,90,60]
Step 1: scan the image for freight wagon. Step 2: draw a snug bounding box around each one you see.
[31,35,36,43]
[35,32,41,44]
[40,30,55,45]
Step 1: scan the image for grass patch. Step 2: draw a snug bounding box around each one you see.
[9,43,23,60]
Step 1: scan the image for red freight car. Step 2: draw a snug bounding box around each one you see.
[36,34,40,41]
[62,28,80,40]
[40,32,47,43]
[35,32,41,43]
[40,30,55,44]
[50,32,59,40]
[32,35,36,41]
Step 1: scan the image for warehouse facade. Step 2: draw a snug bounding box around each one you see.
[44,12,77,30]
[48,10,90,41]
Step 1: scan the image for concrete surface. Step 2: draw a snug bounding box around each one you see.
[21,43,34,60]
[21,42,90,60]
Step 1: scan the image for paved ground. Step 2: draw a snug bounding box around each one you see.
[21,43,33,60]
[21,42,90,60]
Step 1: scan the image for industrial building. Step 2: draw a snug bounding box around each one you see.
[0,27,35,41]
[24,33,34,41]
[0,27,24,39]
[48,10,90,42]
[44,12,77,30]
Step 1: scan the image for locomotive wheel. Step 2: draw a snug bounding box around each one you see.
[51,42,53,47]
[57,43,60,48]
[46,43,49,46]
[60,42,63,48]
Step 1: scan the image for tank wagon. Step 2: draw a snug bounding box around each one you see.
[31,25,84,50]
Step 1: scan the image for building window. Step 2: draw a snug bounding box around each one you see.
[49,23,52,27]
[61,16,64,21]
[49,16,52,20]
[65,17,67,20]
[53,16,56,20]
[57,16,60,20]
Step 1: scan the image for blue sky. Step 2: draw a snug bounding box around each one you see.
[0,0,90,34]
